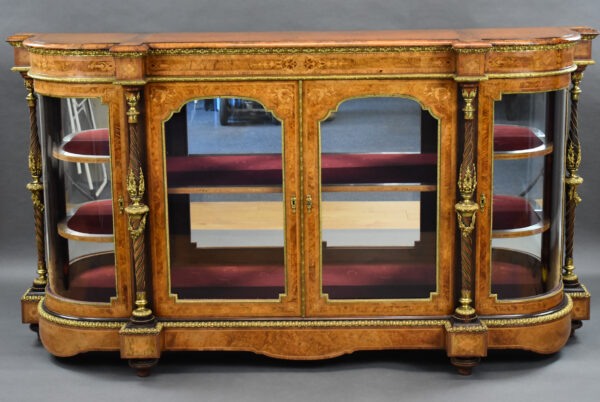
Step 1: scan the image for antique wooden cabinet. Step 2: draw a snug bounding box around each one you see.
[7,28,597,376]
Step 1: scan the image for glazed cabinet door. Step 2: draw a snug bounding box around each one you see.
[36,83,132,318]
[476,76,570,315]
[147,82,301,318]
[302,80,457,317]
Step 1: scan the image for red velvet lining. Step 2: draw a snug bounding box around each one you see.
[69,260,540,299]
[494,125,543,152]
[492,195,540,230]
[67,199,113,235]
[491,261,540,285]
[491,261,543,298]
[66,196,539,239]
[166,153,437,187]
[63,129,110,156]
[60,126,541,157]
[70,262,437,289]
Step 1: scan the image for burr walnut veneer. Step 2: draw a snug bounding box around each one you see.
[7,28,597,376]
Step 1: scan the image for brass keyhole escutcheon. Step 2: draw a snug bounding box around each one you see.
[306,194,312,212]
[480,193,486,212]
[290,195,297,213]
[118,195,124,214]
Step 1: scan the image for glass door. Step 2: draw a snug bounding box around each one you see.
[147,82,301,318]
[302,80,457,317]
[490,90,566,299]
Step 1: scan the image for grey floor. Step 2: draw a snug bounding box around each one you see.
[1,237,599,402]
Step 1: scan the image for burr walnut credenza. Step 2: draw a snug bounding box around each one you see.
[7,28,597,376]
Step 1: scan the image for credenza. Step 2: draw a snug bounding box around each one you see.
[7,27,597,376]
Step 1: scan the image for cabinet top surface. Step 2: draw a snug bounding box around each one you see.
[7,27,598,51]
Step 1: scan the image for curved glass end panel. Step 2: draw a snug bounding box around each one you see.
[492,90,566,299]
[40,96,115,302]
[319,97,438,300]
[165,98,285,300]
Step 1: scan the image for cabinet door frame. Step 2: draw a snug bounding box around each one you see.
[302,79,457,317]
[146,81,302,318]
[34,80,133,318]
[475,75,571,316]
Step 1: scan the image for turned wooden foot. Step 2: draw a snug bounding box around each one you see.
[128,358,158,377]
[570,320,583,337]
[450,357,480,375]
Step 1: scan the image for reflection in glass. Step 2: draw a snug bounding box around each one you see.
[320,98,438,300]
[166,98,285,299]
[492,90,566,299]
[41,96,115,302]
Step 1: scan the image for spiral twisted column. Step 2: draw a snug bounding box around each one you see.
[563,72,584,288]
[454,84,479,321]
[22,75,47,292]
[124,88,153,324]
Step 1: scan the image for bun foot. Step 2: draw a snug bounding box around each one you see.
[570,320,583,337]
[128,358,158,377]
[450,357,480,375]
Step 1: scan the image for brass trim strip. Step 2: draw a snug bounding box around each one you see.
[149,46,453,56]
[454,76,489,82]
[37,301,125,329]
[575,60,595,66]
[487,65,578,79]
[299,80,306,317]
[113,80,148,86]
[119,324,163,335]
[444,322,488,333]
[145,74,456,82]
[565,283,591,299]
[491,43,577,52]
[26,72,115,83]
[161,319,449,328]
[37,296,574,330]
[481,295,573,327]
[21,288,44,303]
[580,34,598,40]
[11,66,30,72]
[26,47,145,58]
[26,68,577,84]
[21,41,578,57]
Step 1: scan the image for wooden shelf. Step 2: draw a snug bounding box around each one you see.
[53,146,110,163]
[168,183,436,194]
[322,183,436,192]
[494,142,553,160]
[58,221,114,242]
[52,128,110,164]
[57,199,114,243]
[493,125,550,160]
[168,185,282,194]
[492,217,550,238]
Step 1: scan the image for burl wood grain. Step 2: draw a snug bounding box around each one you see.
[145,81,302,319]
[7,28,597,362]
[302,79,457,317]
